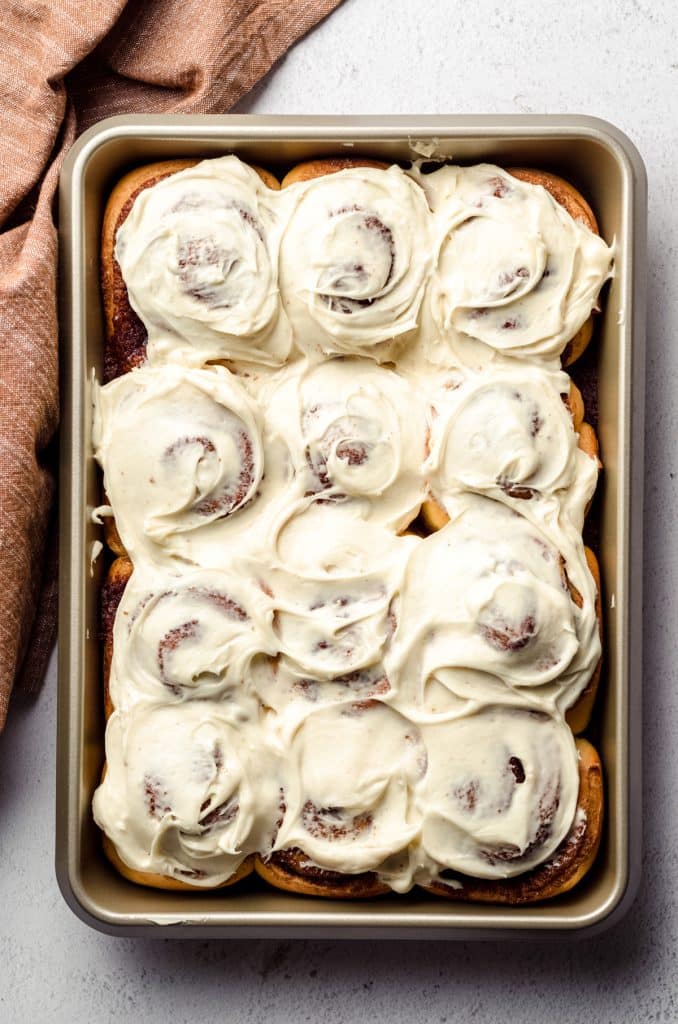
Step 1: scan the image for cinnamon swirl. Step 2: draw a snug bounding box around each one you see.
[93,364,290,567]
[279,161,432,360]
[107,565,276,712]
[386,494,600,717]
[261,357,428,531]
[423,364,600,533]
[102,156,287,378]
[419,163,613,368]
[93,701,281,889]
[257,701,427,894]
[421,736,603,902]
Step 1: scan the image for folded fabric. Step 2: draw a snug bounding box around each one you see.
[0,0,343,731]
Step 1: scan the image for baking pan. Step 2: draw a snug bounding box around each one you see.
[57,115,646,938]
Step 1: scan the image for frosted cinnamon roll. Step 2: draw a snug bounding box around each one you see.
[93,702,280,888]
[386,494,600,717]
[421,164,613,367]
[107,566,276,712]
[93,365,290,567]
[111,156,290,369]
[259,701,426,891]
[280,163,432,360]
[251,566,397,729]
[262,357,428,531]
[422,736,603,902]
[415,706,579,880]
[424,364,599,532]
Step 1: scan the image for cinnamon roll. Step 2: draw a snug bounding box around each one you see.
[106,565,276,712]
[93,364,290,567]
[280,161,432,360]
[262,357,428,532]
[257,701,427,894]
[386,494,600,717]
[93,701,281,889]
[421,736,603,902]
[420,164,613,368]
[424,364,600,533]
[103,156,288,378]
[415,706,579,880]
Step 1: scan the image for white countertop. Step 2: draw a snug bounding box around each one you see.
[1,0,675,1020]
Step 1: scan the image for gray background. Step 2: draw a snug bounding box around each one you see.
[1,0,674,1020]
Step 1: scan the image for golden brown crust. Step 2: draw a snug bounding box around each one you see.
[420,737,603,903]
[102,834,254,891]
[101,555,133,721]
[566,547,602,734]
[254,848,390,899]
[507,168,598,234]
[281,157,390,188]
[567,381,585,432]
[104,516,126,557]
[562,316,595,369]
[101,158,280,381]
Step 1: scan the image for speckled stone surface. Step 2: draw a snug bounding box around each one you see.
[1,0,675,1020]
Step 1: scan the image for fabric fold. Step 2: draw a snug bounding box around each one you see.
[0,0,343,731]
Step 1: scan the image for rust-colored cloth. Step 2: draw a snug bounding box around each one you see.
[0,0,343,731]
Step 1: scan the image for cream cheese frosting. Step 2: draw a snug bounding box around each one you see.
[93,701,281,886]
[260,356,428,532]
[93,154,608,891]
[385,493,600,720]
[414,162,613,369]
[416,706,580,880]
[115,156,292,367]
[279,165,433,360]
[268,701,426,881]
[426,363,599,533]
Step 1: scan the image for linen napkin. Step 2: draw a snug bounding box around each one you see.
[0,0,343,731]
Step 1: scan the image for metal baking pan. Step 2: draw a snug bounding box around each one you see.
[57,115,646,938]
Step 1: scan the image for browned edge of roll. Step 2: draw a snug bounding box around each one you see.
[508,167,600,368]
[254,848,390,899]
[420,737,603,904]
[281,157,390,188]
[102,834,254,891]
[101,158,280,381]
[565,547,603,735]
[101,554,133,721]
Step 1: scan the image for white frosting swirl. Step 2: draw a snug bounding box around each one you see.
[262,357,428,531]
[386,494,600,717]
[95,156,608,891]
[271,702,426,880]
[115,156,291,367]
[93,702,281,886]
[419,163,613,366]
[93,364,292,567]
[418,707,579,879]
[279,166,432,359]
[108,566,276,710]
[426,363,598,531]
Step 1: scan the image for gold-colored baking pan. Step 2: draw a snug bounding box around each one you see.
[57,115,646,937]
